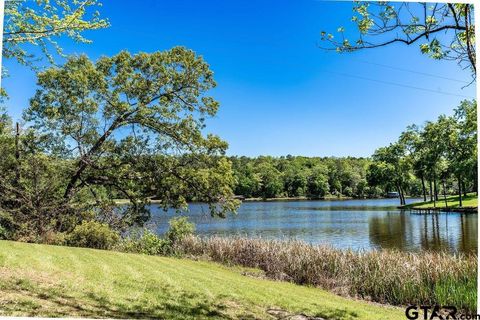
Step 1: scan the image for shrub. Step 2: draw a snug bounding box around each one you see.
[0,211,16,240]
[139,230,170,254]
[165,216,195,244]
[0,225,8,240]
[116,218,195,256]
[119,230,169,255]
[42,231,67,246]
[66,220,119,250]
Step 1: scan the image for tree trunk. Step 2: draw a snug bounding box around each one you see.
[63,112,132,199]
[462,181,467,197]
[429,180,433,201]
[475,172,478,196]
[433,177,439,201]
[14,122,20,184]
[421,174,427,202]
[458,177,463,207]
[400,186,406,206]
[396,185,404,206]
[442,179,448,208]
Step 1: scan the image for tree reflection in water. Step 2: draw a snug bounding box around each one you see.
[368,211,477,254]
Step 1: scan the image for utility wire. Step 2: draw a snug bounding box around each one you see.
[322,70,476,99]
[352,58,472,84]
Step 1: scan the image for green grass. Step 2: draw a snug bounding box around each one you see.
[0,241,404,319]
[403,193,477,209]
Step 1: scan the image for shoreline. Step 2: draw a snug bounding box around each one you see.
[242,196,421,202]
[114,196,410,205]
[113,196,478,213]
[397,193,478,213]
[398,206,478,214]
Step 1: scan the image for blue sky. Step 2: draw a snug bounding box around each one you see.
[2,0,476,157]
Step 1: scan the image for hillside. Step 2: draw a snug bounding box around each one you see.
[0,241,404,319]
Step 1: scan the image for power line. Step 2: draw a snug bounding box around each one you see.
[322,70,476,99]
[352,58,472,84]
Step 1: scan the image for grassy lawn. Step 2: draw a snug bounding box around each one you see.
[0,241,404,319]
[404,193,477,209]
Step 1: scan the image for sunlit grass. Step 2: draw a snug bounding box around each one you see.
[0,240,404,319]
[404,193,477,209]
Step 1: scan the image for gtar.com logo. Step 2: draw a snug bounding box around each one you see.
[405,305,480,320]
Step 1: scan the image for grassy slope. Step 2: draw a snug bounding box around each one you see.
[403,193,477,209]
[0,241,404,320]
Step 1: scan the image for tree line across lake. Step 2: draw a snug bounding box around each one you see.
[230,101,477,203]
[0,49,476,243]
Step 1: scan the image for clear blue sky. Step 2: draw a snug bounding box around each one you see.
[2,0,476,157]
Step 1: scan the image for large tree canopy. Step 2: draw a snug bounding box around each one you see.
[3,47,239,233]
[321,2,476,78]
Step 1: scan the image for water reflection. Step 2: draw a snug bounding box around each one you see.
[150,198,477,254]
[368,212,477,253]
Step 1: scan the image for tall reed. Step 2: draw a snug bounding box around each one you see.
[175,236,477,312]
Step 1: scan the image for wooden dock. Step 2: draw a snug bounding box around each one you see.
[401,206,477,214]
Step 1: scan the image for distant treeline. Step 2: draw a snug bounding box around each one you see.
[229,100,477,203]
[229,156,430,200]
[230,156,385,199]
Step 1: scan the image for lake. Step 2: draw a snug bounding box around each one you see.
[150,198,477,254]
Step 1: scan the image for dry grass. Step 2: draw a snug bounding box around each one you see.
[176,236,477,312]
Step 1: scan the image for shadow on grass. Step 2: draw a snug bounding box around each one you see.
[0,279,236,319]
[0,274,361,319]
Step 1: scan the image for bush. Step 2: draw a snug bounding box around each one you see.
[42,231,67,246]
[66,220,119,250]
[165,216,195,244]
[0,225,8,240]
[137,230,166,254]
[0,211,16,240]
[118,230,169,255]
[115,217,195,256]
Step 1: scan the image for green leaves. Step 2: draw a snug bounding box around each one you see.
[319,2,476,77]
[4,0,109,68]
[22,48,239,223]
[369,100,477,205]
[419,39,447,60]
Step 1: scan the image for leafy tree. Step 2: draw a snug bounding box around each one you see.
[16,48,238,233]
[230,158,261,198]
[445,100,478,205]
[367,161,395,196]
[454,100,477,196]
[421,117,450,206]
[283,162,308,197]
[400,125,429,201]
[254,160,283,199]
[306,165,329,198]
[4,0,108,68]
[321,2,476,77]
[369,143,411,205]
[0,126,74,240]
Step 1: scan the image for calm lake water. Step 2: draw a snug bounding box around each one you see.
[150,198,477,254]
